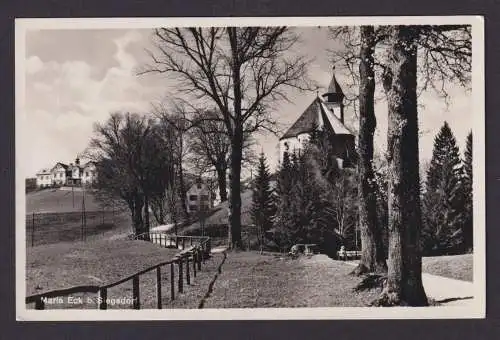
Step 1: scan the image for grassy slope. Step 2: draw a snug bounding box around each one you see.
[422,254,473,282]
[205,252,381,308]
[26,188,104,214]
[26,239,180,295]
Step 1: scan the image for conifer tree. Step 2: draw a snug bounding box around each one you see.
[422,122,465,255]
[250,152,276,251]
[462,131,473,251]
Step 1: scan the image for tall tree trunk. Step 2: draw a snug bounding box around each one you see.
[227,27,244,250]
[353,25,387,276]
[228,131,244,249]
[374,26,428,306]
[144,193,150,232]
[177,139,189,221]
[133,194,144,236]
[216,166,228,202]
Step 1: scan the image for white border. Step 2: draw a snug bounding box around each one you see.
[15,16,485,321]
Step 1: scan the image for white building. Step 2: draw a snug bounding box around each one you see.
[186,179,213,214]
[278,68,356,169]
[35,168,53,188]
[35,157,98,188]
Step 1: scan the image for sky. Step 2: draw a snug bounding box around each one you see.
[23,27,472,177]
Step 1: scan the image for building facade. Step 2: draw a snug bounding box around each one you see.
[35,157,98,188]
[279,68,356,168]
[186,179,213,214]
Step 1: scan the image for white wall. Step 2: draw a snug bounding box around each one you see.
[36,173,52,187]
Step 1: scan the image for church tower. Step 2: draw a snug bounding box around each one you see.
[321,66,345,124]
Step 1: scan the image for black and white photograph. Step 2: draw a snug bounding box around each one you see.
[15,16,485,320]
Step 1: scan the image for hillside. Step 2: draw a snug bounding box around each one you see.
[26,188,106,214]
[183,189,254,233]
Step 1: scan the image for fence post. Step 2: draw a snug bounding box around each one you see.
[132,276,140,309]
[197,248,202,271]
[31,212,35,247]
[193,251,197,278]
[34,297,45,310]
[99,287,108,310]
[182,238,186,250]
[178,259,184,293]
[156,267,162,309]
[186,256,190,285]
[170,262,175,300]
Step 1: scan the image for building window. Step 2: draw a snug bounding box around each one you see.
[85,172,89,177]
[200,195,209,201]
[197,183,202,189]
[189,205,198,211]
[189,195,197,201]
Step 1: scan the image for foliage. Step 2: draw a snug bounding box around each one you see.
[272,127,358,255]
[462,131,473,251]
[250,152,276,250]
[422,122,466,255]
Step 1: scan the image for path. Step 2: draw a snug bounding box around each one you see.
[344,260,474,306]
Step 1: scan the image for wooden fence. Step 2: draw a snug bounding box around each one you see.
[26,234,212,310]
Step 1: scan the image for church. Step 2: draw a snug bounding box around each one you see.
[278,68,356,168]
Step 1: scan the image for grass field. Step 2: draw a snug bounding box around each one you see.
[204,252,381,308]
[26,188,104,214]
[422,254,473,282]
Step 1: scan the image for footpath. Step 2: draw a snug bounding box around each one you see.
[344,260,474,307]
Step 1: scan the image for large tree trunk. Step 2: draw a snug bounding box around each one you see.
[144,193,151,232]
[374,26,428,306]
[353,25,387,276]
[133,194,145,236]
[177,142,189,221]
[227,27,244,250]
[216,166,228,202]
[228,131,244,249]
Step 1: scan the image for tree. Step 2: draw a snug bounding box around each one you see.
[375,26,428,306]
[422,122,465,255]
[462,131,473,251]
[188,109,257,203]
[353,26,387,275]
[250,152,275,252]
[141,27,310,249]
[89,112,176,236]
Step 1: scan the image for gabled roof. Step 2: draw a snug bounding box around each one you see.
[52,162,68,171]
[280,96,353,140]
[280,97,323,140]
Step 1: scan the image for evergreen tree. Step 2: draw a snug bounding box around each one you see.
[250,152,276,251]
[422,122,465,255]
[462,131,473,251]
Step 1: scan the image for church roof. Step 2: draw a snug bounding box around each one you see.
[280,96,353,140]
[325,72,344,96]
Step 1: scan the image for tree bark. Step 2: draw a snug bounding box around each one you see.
[177,137,189,221]
[374,26,428,306]
[353,26,387,276]
[133,194,144,235]
[228,131,244,249]
[216,167,228,202]
[227,27,244,250]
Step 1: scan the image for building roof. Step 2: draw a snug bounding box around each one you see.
[52,162,68,170]
[325,70,344,97]
[280,96,353,140]
[36,168,52,175]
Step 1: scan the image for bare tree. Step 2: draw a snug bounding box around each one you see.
[141,27,310,249]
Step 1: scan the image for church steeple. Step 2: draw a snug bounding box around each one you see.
[321,66,345,123]
[322,66,344,104]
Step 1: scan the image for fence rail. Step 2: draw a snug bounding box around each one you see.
[26,233,212,310]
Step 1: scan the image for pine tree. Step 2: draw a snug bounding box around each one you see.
[422,122,465,255]
[462,131,473,251]
[250,152,276,251]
